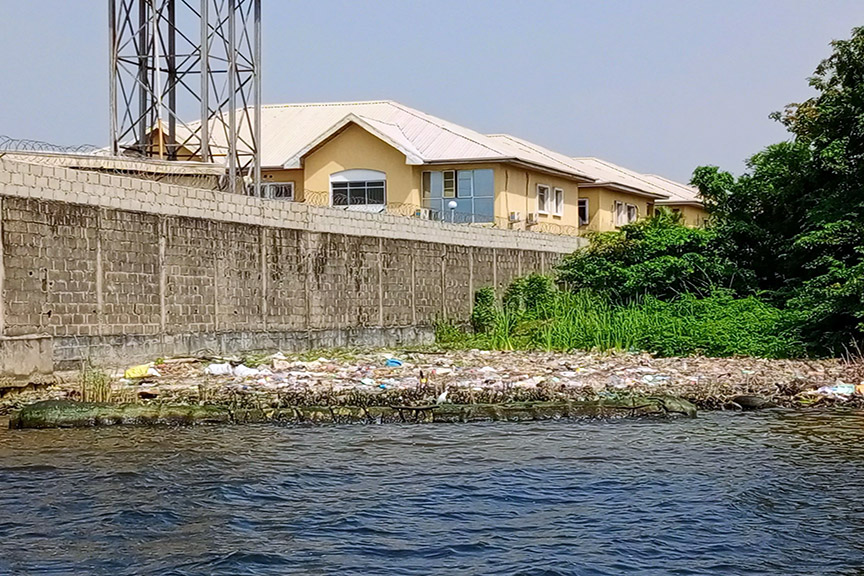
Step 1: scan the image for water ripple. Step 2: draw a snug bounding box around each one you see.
[2,411,864,574]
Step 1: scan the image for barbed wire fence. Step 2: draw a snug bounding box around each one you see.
[0,135,580,236]
[0,135,231,191]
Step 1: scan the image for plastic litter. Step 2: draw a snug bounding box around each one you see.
[124,364,160,379]
[360,378,376,386]
[233,365,260,378]
[816,382,856,396]
[385,358,403,367]
[378,384,388,389]
[204,362,233,376]
[272,358,292,371]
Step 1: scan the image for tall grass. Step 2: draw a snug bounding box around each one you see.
[443,276,803,358]
[80,365,112,403]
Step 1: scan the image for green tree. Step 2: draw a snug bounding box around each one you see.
[557,210,748,301]
[693,27,864,353]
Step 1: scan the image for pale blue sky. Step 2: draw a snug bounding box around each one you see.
[1,1,862,182]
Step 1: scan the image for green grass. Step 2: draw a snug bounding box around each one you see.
[441,280,803,359]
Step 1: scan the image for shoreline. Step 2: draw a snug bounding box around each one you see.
[3,348,862,429]
[8,396,698,429]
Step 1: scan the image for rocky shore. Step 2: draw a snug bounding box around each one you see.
[3,348,863,428]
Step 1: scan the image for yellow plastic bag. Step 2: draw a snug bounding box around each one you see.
[124,364,159,379]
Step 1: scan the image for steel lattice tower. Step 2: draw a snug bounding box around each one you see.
[109,0,261,194]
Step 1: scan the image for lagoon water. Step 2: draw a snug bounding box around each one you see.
[2,411,864,575]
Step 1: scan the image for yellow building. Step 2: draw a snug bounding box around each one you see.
[641,173,709,227]
[569,157,708,230]
[165,100,706,234]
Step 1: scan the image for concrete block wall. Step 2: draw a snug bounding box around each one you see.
[0,158,584,368]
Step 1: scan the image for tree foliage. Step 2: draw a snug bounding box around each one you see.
[553,27,864,355]
[557,210,748,301]
[691,27,864,353]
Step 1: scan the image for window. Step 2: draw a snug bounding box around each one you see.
[422,169,494,223]
[578,198,589,226]
[614,201,638,226]
[265,182,294,201]
[537,184,550,213]
[443,170,456,198]
[330,169,386,209]
[553,188,564,216]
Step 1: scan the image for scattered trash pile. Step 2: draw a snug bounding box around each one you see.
[3,349,864,414]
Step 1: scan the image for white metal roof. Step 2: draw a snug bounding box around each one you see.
[565,157,703,207]
[180,100,595,181]
[640,173,703,205]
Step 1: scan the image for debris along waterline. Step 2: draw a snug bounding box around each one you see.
[2,349,863,421]
[9,397,697,429]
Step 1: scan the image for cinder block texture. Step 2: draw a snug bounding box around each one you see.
[0,158,585,366]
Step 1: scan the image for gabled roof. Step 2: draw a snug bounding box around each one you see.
[640,174,703,206]
[566,157,704,207]
[177,100,595,181]
[565,157,671,199]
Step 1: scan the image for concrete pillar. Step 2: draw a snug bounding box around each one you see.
[302,231,312,332]
[95,208,104,337]
[158,216,167,335]
[410,245,416,326]
[492,247,498,294]
[0,196,5,337]
[260,227,268,330]
[377,237,384,327]
[213,222,220,332]
[440,244,447,318]
[468,245,474,314]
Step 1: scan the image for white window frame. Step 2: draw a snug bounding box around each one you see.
[626,203,638,223]
[578,198,589,226]
[553,187,564,216]
[537,184,550,214]
[330,169,387,210]
[443,170,456,199]
[265,182,294,201]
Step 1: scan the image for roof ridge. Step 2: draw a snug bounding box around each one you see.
[385,101,504,157]
[492,132,588,174]
[260,100,395,110]
[354,113,424,157]
[578,156,672,190]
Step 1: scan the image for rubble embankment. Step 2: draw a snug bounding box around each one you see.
[4,349,863,429]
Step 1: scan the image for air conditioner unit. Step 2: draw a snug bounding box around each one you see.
[526,212,540,225]
[414,208,432,220]
[508,211,522,222]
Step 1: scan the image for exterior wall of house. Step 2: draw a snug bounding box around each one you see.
[302,124,417,207]
[579,186,655,233]
[261,168,305,199]
[295,125,585,234]
[496,166,581,231]
[660,203,709,227]
[412,162,504,222]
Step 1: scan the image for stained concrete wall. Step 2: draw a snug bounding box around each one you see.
[0,158,584,369]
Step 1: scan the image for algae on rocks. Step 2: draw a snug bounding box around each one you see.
[9,396,696,429]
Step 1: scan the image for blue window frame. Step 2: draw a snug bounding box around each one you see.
[422,169,494,223]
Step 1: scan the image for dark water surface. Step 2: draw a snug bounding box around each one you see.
[2,411,864,575]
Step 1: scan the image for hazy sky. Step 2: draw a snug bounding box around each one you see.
[1,1,862,182]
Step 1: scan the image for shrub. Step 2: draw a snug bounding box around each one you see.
[503,273,557,317]
[556,211,751,301]
[471,286,497,333]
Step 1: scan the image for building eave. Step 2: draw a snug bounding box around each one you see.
[578,181,668,199]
